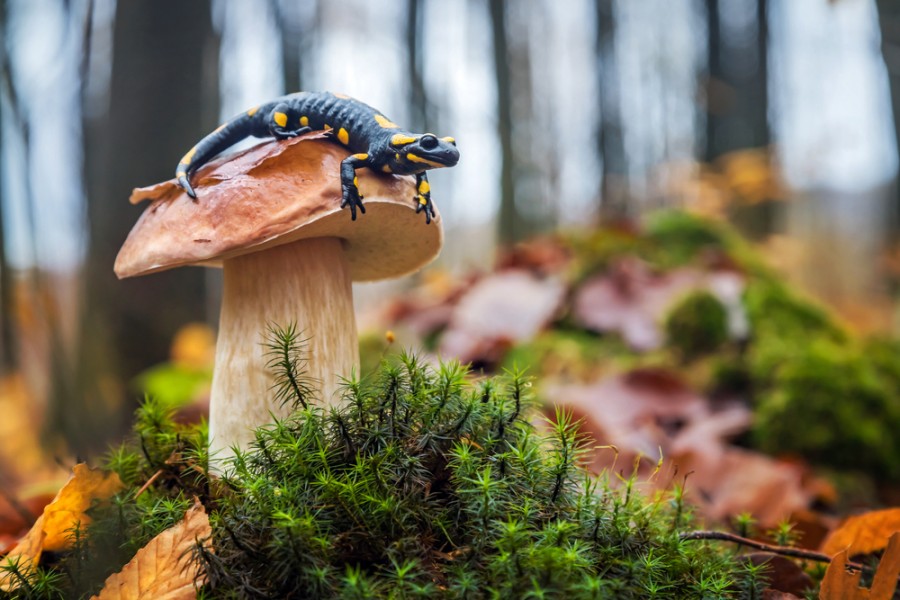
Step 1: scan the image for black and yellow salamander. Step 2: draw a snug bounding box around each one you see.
[175,91,459,224]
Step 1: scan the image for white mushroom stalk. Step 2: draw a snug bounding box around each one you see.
[115,133,443,465]
[211,237,357,460]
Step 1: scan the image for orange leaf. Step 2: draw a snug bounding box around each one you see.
[821,508,900,558]
[0,463,123,591]
[92,500,212,600]
[819,531,900,599]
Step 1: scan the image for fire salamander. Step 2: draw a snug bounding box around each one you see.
[175,91,459,224]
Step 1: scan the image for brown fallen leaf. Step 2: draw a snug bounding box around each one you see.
[92,500,212,600]
[820,531,900,599]
[0,463,123,591]
[439,269,566,364]
[820,508,900,558]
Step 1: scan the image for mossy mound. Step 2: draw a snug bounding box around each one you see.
[2,335,763,599]
[418,210,900,485]
[197,353,748,598]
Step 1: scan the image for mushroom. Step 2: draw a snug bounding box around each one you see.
[115,132,443,464]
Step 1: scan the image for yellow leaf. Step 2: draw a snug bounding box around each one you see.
[42,463,124,551]
[820,531,900,599]
[0,463,123,591]
[92,500,212,600]
[821,508,900,558]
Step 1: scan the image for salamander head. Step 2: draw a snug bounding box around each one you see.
[388,133,459,174]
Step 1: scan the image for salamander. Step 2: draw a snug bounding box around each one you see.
[175,91,459,224]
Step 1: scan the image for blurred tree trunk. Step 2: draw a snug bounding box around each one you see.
[704,0,772,238]
[406,0,431,132]
[594,0,628,219]
[489,0,519,245]
[0,0,15,373]
[704,0,769,161]
[877,0,900,230]
[274,0,301,93]
[75,0,218,454]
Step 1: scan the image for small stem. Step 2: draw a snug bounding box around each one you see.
[680,530,872,573]
[134,469,164,499]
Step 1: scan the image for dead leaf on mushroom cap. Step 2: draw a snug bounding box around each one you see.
[820,507,900,558]
[1,463,123,591]
[92,500,211,600]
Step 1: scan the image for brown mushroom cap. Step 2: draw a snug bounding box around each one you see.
[115,131,443,281]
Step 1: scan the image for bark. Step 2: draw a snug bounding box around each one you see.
[76,0,219,453]
[594,0,628,218]
[489,0,518,244]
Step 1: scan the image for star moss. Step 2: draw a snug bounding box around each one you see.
[3,326,762,599]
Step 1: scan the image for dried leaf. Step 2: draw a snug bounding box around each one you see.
[0,463,123,591]
[571,258,745,351]
[819,531,900,599]
[440,270,565,363]
[821,508,900,558]
[92,501,211,600]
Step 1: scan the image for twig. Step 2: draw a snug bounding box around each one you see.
[134,469,164,499]
[680,530,872,574]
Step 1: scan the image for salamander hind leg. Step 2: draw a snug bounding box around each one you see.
[415,172,435,225]
[340,154,369,220]
[267,103,310,139]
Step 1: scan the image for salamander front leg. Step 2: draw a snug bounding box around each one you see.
[340,154,369,220]
[267,103,311,139]
[415,172,435,224]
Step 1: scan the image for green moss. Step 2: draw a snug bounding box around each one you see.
[198,341,749,599]
[664,291,730,361]
[2,329,762,599]
[752,338,900,479]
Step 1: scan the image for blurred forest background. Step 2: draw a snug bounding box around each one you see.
[2,0,900,457]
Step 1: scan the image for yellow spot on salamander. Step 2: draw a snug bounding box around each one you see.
[332,92,350,99]
[338,128,350,145]
[324,123,332,130]
[274,112,288,127]
[418,195,428,206]
[407,153,445,168]
[382,164,393,173]
[300,115,309,127]
[375,114,400,129]
[442,137,456,144]
[247,106,259,116]
[395,153,402,161]
[391,134,417,146]
[353,153,369,160]
[353,176,359,188]
[181,146,197,165]
[418,179,430,194]
[176,171,186,178]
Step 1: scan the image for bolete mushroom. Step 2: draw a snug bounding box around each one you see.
[115,132,443,463]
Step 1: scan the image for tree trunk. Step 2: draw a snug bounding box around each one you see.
[489,0,518,244]
[704,0,769,161]
[594,0,628,219]
[75,0,219,454]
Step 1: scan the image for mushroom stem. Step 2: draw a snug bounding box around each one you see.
[208,237,358,465]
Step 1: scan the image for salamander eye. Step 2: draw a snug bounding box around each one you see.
[419,134,438,150]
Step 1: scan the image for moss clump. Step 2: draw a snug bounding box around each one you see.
[3,329,763,598]
[753,338,900,479]
[664,291,730,361]
[199,342,750,598]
